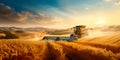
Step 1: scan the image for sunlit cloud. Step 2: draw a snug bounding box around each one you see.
[104,0,120,6]
[85,7,89,10]
[104,0,112,2]
[114,1,120,6]
[0,3,62,27]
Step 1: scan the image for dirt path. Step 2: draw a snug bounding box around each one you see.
[42,41,66,60]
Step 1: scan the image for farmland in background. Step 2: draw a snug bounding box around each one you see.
[0,26,120,60]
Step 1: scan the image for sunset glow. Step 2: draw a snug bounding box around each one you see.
[96,18,106,25]
[0,0,120,28]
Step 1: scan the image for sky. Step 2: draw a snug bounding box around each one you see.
[0,0,120,29]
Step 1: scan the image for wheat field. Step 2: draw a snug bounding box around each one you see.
[0,33,120,60]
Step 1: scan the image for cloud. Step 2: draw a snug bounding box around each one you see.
[0,3,25,23]
[104,0,120,6]
[114,0,120,5]
[19,11,61,25]
[104,0,112,2]
[0,3,61,26]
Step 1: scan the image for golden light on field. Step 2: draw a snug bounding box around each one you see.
[96,18,106,25]
[32,35,41,41]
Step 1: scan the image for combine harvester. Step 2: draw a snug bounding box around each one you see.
[42,25,88,41]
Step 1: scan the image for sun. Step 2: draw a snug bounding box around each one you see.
[96,18,106,25]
